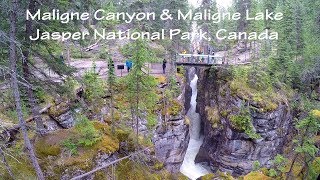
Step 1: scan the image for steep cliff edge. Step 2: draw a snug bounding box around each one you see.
[153,70,191,173]
[195,67,292,176]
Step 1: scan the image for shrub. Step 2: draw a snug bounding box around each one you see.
[272,154,287,173]
[62,114,101,155]
[63,139,78,155]
[83,70,105,102]
[253,161,261,171]
[268,168,277,177]
[75,114,101,147]
[147,114,158,129]
[230,106,261,139]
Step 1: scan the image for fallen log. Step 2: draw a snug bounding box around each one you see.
[70,147,152,180]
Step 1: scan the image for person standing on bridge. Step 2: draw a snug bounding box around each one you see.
[162,59,167,74]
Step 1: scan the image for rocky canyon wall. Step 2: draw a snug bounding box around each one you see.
[195,68,292,176]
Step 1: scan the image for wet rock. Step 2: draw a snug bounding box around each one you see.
[47,101,76,128]
[55,111,75,128]
[153,114,189,173]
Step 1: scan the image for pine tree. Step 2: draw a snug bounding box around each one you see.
[124,39,157,146]
[286,110,320,179]
[197,0,219,53]
[107,54,116,134]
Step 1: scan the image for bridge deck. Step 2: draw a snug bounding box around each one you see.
[175,62,222,67]
[174,54,253,67]
[175,54,224,67]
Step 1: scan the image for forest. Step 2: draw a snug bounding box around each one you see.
[0,0,319,180]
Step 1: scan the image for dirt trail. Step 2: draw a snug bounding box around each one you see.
[68,60,171,78]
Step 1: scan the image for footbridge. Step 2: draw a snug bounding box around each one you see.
[175,54,251,67]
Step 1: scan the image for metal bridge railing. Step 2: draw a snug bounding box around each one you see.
[176,54,224,65]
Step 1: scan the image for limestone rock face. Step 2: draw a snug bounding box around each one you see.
[153,68,192,173]
[153,113,189,173]
[195,68,292,176]
[55,111,75,128]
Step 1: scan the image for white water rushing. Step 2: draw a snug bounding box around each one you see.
[180,74,210,179]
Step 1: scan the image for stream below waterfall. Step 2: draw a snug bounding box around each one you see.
[180,74,210,179]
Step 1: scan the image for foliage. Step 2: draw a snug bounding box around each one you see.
[252,161,261,171]
[308,157,320,180]
[268,168,277,177]
[4,102,29,124]
[230,105,261,139]
[62,114,101,154]
[271,154,287,174]
[147,114,157,129]
[74,114,101,146]
[287,110,320,179]
[62,139,78,155]
[230,65,282,112]
[294,112,320,157]
[60,77,79,99]
[83,69,106,103]
[123,39,158,141]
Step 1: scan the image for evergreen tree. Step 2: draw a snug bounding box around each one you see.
[107,54,116,134]
[197,0,219,53]
[124,39,157,145]
[287,110,320,179]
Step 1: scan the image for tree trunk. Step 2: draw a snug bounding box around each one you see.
[135,77,140,146]
[0,147,14,178]
[23,0,45,134]
[110,90,115,134]
[9,0,45,179]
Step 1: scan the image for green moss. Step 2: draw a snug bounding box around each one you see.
[93,171,108,180]
[244,171,272,180]
[115,129,130,142]
[229,108,261,139]
[1,155,37,179]
[115,159,179,180]
[167,100,182,116]
[153,161,164,170]
[92,134,119,153]
[205,106,220,128]
[48,101,69,117]
[35,138,61,158]
[260,167,269,176]
[199,172,235,180]
[201,173,216,180]
[221,110,229,118]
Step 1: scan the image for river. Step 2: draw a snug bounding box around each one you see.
[180,74,210,179]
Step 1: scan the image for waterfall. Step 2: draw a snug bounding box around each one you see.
[180,74,210,179]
